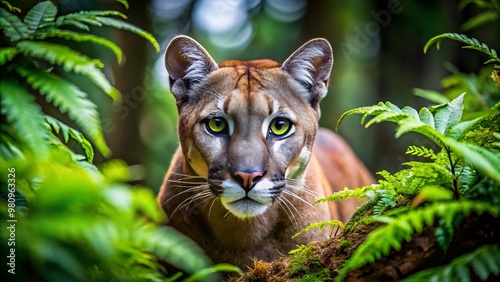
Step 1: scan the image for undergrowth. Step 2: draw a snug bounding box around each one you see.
[294,1,500,281]
[0,1,240,281]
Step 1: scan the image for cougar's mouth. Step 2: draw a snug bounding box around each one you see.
[212,178,275,218]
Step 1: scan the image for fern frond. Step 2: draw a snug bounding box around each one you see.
[403,244,500,282]
[0,8,28,41]
[23,1,57,35]
[0,80,49,158]
[292,220,345,239]
[16,41,120,101]
[372,189,397,215]
[45,116,94,162]
[314,185,377,204]
[406,145,437,159]
[0,47,17,65]
[16,66,110,157]
[1,1,21,13]
[413,88,450,104]
[336,201,499,281]
[424,33,500,65]
[337,94,466,148]
[34,29,123,63]
[94,17,160,52]
[445,138,500,184]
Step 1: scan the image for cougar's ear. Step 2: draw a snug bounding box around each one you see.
[164,35,219,105]
[281,38,333,110]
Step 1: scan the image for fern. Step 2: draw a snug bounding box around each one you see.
[336,201,500,281]
[0,0,159,160]
[424,33,500,67]
[0,7,28,41]
[336,94,466,148]
[292,220,345,239]
[16,66,110,157]
[45,116,94,162]
[35,29,123,63]
[23,1,57,35]
[406,145,437,159]
[403,244,500,281]
[0,80,49,158]
[16,41,120,100]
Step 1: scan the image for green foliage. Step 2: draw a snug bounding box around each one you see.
[336,202,499,281]
[0,0,159,160]
[292,220,345,239]
[403,244,500,281]
[1,1,239,281]
[326,13,500,281]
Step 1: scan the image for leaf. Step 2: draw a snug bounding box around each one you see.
[45,116,95,162]
[183,264,243,282]
[433,93,465,134]
[0,8,29,41]
[445,138,500,184]
[446,116,483,140]
[34,28,123,63]
[413,88,450,104]
[23,1,57,35]
[424,33,500,65]
[461,11,498,31]
[292,220,345,239]
[17,66,110,157]
[406,145,437,159]
[1,1,21,13]
[94,17,160,52]
[0,80,49,158]
[16,41,121,101]
[0,47,17,65]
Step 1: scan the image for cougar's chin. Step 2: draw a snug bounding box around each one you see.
[221,198,271,218]
[219,178,275,218]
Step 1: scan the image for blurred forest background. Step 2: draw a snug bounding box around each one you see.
[18,0,500,192]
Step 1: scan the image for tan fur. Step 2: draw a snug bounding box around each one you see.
[158,35,374,269]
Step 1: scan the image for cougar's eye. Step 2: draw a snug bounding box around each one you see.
[269,118,292,136]
[206,117,228,134]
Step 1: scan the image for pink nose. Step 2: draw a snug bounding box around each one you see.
[234,171,262,191]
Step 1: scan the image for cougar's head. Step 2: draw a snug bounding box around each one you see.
[165,35,333,218]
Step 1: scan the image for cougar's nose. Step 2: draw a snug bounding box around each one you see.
[233,170,263,192]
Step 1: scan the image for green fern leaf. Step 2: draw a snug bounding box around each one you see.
[16,66,110,157]
[0,80,49,157]
[461,11,498,31]
[0,47,17,65]
[292,220,345,239]
[413,88,450,104]
[34,29,123,63]
[94,17,160,52]
[23,1,57,35]
[446,116,484,140]
[424,33,500,65]
[0,8,28,41]
[445,138,500,184]
[406,145,437,159]
[336,201,499,281]
[55,19,90,31]
[16,41,120,101]
[418,108,435,128]
[314,185,377,203]
[45,116,94,162]
[403,245,500,282]
[433,93,464,134]
[1,1,21,13]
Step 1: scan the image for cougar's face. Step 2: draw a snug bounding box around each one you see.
[177,66,318,218]
[165,35,333,218]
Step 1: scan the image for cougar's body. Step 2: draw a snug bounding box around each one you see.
[158,36,374,268]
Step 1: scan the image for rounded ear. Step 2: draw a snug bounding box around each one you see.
[164,35,219,105]
[281,38,333,108]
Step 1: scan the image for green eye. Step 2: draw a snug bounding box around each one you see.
[206,117,227,134]
[269,118,292,136]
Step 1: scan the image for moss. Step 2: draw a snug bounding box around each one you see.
[463,113,500,149]
[344,198,377,233]
[288,245,330,281]
[337,238,353,254]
